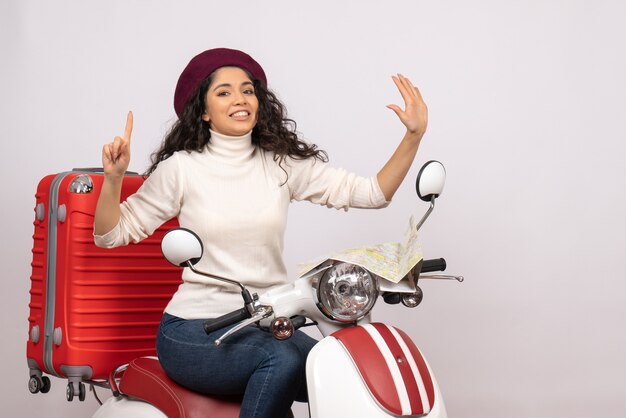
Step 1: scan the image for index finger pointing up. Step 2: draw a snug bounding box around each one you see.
[123,111,133,141]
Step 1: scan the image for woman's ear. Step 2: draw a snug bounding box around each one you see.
[201,113,210,123]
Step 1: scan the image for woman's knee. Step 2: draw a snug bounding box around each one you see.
[260,341,307,383]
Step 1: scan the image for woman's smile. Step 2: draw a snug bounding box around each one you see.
[202,67,259,136]
[230,110,251,120]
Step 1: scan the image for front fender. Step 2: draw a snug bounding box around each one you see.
[306,323,446,417]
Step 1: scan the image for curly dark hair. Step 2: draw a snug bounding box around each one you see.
[145,69,328,176]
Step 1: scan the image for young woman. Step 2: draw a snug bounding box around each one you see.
[94,48,428,418]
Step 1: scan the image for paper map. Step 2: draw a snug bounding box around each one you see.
[297,216,423,283]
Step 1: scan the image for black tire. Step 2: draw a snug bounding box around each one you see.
[28,376,41,394]
[40,376,51,394]
[66,383,74,402]
[78,382,86,402]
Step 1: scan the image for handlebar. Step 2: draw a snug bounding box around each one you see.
[421,258,446,273]
[203,308,251,334]
[204,259,449,333]
[383,258,448,305]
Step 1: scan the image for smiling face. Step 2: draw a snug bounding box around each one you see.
[202,66,259,136]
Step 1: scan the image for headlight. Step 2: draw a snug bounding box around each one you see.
[316,262,378,322]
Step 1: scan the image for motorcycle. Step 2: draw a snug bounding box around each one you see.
[91,160,463,418]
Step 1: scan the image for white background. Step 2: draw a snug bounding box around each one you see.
[2,1,625,417]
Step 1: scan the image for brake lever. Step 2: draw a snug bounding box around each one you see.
[214,306,273,346]
[419,274,464,282]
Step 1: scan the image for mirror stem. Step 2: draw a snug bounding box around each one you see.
[415,195,436,232]
[186,261,246,292]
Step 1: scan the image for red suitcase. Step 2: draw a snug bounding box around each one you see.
[26,169,181,401]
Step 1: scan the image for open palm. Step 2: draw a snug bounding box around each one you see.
[387,74,428,137]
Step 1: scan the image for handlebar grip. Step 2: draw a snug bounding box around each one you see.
[203,308,251,334]
[382,292,402,305]
[421,258,447,273]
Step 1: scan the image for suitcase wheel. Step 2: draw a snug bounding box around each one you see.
[28,376,41,394]
[66,381,86,402]
[40,376,51,393]
[79,382,86,401]
[29,375,50,394]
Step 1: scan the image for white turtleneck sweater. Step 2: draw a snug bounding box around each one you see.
[94,130,389,319]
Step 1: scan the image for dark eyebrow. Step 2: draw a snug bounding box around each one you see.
[212,81,254,92]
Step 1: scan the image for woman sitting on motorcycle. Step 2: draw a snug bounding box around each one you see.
[94,48,428,418]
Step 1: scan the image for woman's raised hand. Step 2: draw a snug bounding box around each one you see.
[103,111,133,177]
[387,74,428,139]
[375,75,429,200]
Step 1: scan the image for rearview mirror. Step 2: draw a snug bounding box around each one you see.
[416,160,446,202]
[161,228,203,267]
[415,161,446,232]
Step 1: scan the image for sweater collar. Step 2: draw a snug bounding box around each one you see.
[207,129,255,163]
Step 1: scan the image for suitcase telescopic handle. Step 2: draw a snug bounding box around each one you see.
[72,167,139,175]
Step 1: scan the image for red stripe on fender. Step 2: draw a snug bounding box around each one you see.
[371,323,424,415]
[396,328,435,408]
[333,326,402,414]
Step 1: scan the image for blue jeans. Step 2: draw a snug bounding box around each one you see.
[156,312,317,418]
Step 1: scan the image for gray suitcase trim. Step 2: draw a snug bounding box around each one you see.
[43,171,72,377]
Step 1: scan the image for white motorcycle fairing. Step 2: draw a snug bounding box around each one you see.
[306,323,446,417]
[93,396,167,418]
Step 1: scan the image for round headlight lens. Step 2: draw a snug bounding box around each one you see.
[317,262,378,322]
